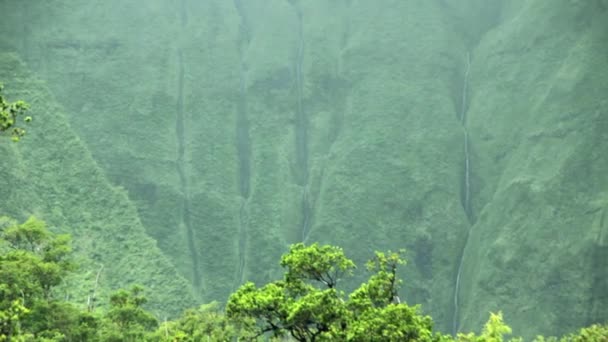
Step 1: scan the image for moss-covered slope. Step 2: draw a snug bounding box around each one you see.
[458,0,608,337]
[1,0,606,337]
[0,53,194,316]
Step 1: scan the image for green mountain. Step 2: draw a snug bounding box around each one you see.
[0,53,195,316]
[1,0,606,338]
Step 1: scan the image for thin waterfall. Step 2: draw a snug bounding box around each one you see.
[460,53,470,124]
[237,200,249,285]
[453,252,463,335]
[453,52,472,335]
[234,0,251,287]
[457,51,472,222]
[463,130,472,220]
[301,188,312,242]
[294,7,306,183]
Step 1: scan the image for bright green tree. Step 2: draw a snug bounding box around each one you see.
[0,216,77,340]
[227,243,443,342]
[0,300,30,341]
[0,84,30,142]
[563,324,608,341]
[455,312,521,342]
[533,323,608,342]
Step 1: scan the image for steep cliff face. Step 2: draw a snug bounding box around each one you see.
[1,1,244,301]
[0,53,195,316]
[458,0,608,335]
[0,0,606,337]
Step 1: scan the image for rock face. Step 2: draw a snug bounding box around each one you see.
[0,0,606,337]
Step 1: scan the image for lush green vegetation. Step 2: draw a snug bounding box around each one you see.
[2,1,606,337]
[0,84,30,142]
[0,217,606,341]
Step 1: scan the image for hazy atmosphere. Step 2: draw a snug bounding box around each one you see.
[1,0,607,340]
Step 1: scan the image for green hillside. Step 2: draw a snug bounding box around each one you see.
[0,53,194,316]
[0,0,606,338]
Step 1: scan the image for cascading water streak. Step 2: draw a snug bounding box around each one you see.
[233,0,252,288]
[464,130,472,221]
[460,53,470,124]
[301,189,312,242]
[453,52,473,336]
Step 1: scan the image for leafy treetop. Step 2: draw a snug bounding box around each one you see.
[1,218,607,341]
[227,243,440,342]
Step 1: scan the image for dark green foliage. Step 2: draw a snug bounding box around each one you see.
[22,301,99,341]
[0,83,30,142]
[99,285,158,342]
[149,301,252,341]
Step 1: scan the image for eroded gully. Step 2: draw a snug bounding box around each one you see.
[175,0,201,291]
[289,2,312,243]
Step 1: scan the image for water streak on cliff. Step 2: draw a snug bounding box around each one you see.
[234,0,252,286]
[453,52,473,335]
[175,0,201,291]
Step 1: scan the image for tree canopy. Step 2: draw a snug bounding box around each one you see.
[1,218,606,341]
[0,216,81,340]
[227,243,440,341]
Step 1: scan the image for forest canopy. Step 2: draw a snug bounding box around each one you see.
[1,216,606,341]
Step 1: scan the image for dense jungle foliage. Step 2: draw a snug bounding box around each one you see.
[1,0,607,338]
[1,217,606,341]
[1,82,606,339]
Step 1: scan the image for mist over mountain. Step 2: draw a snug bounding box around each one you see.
[1,0,606,338]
